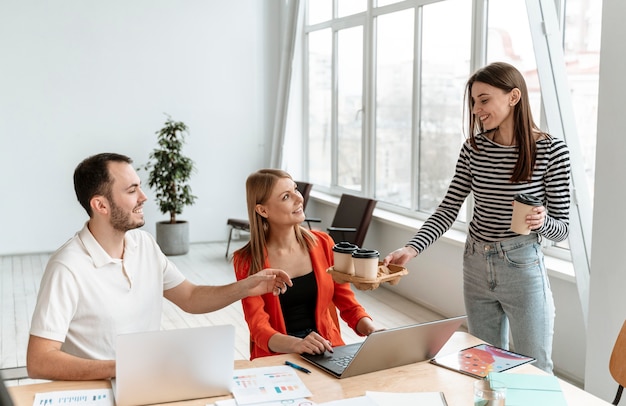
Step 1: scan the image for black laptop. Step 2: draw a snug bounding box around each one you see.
[301,315,466,378]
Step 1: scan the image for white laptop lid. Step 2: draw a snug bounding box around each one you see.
[114,325,234,406]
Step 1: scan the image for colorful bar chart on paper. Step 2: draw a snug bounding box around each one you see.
[232,366,312,405]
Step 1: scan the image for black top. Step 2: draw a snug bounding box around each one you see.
[279,271,318,338]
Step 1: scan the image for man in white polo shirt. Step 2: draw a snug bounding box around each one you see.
[26,153,292,381]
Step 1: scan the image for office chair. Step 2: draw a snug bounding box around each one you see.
[326,194,377,248]
[610,320,626,404]
[225,181,314,258]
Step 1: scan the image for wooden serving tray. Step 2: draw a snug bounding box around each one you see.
[327,263,408,290]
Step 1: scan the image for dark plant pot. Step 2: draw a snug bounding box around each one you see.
[156,221,190,256]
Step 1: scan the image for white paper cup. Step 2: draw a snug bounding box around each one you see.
[352,249,380,280]
[510,194,542,235]
[332,242,359,275]
[474,379,506,406]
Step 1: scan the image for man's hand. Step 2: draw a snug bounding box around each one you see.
[245,268,293,297]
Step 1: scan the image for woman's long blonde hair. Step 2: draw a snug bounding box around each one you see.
[235,169,316,275]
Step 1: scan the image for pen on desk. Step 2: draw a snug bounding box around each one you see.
[285,360,312,374]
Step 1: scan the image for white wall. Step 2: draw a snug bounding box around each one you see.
[584,0,626,401]
[0,0,282,255]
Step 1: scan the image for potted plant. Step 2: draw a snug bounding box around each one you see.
[141,114,197,255]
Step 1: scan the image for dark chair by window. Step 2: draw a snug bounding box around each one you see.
[225,181,314,258]
[326,194,377,248]
[610,320,626,404]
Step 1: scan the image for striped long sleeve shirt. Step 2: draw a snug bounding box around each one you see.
[407,134,571,254]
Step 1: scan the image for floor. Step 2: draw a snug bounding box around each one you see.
[0,239,444,385]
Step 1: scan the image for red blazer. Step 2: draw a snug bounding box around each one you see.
[233,230,371,359]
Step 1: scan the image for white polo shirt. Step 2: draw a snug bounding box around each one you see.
[29,223,186,360]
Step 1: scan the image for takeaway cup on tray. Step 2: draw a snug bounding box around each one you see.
[352,249,380,280]
[510,193,542,235]
[332,242,359,275]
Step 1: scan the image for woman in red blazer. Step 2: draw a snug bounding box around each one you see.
[233,169,377,359]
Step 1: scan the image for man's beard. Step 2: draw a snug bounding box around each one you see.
[109,199,145,232]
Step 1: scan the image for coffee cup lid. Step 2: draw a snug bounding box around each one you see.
[513,193,542,206]
[352,248,379,259]
[333,241,359,253]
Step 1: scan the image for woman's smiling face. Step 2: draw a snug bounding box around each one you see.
[256,177,305,226]
[471,81,516,131]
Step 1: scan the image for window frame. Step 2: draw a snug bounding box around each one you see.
[300,0,598,274]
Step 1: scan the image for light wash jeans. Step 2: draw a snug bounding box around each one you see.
[463,233,555,373]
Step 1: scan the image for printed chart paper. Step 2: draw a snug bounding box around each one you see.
[231,365,312,405]
[33,389,114,406]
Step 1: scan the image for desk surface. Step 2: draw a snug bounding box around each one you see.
[8,332,610,406]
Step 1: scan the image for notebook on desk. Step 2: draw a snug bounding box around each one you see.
[301,315,466,378]
[112,325,235,406]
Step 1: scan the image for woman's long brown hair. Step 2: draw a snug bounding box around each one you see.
[464,62,549,183]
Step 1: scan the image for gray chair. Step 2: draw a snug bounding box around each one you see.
[326,194,377,248]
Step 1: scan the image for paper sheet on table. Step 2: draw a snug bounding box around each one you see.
[316,396,377,406]
[213,398,316,406]
[366,391,448,405]
[231,365,312,405]
[32,389,114,406]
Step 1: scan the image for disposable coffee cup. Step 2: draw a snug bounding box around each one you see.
[332,242,359,275]
[474,379,506,406]
[510,193,542,235]
[352,249,380,280]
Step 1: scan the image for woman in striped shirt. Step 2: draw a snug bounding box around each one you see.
[384,62,570,373]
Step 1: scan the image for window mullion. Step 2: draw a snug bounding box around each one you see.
[411,6,422,211]
[331,28,339,187]
[363,6,375,197]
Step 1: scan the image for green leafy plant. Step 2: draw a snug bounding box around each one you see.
[141,115,197,224]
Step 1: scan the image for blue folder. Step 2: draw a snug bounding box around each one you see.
[487,372,567,406]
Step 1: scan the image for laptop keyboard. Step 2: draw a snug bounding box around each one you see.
[330,354,355,368]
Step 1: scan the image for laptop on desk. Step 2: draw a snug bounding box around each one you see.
[301,315,466,379]
[113,325,235,406]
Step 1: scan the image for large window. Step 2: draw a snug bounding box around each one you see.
[337,26,364,190]
[302,0,600,235]
[307,29,332,187]
[375,9,414,208]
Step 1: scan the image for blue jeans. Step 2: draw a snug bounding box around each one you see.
[463,233,555,373]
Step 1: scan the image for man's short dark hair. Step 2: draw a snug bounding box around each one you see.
[73,153,133,217]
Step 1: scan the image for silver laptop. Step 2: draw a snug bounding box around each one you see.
[301,315,466,378]
[113,325,235,406]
